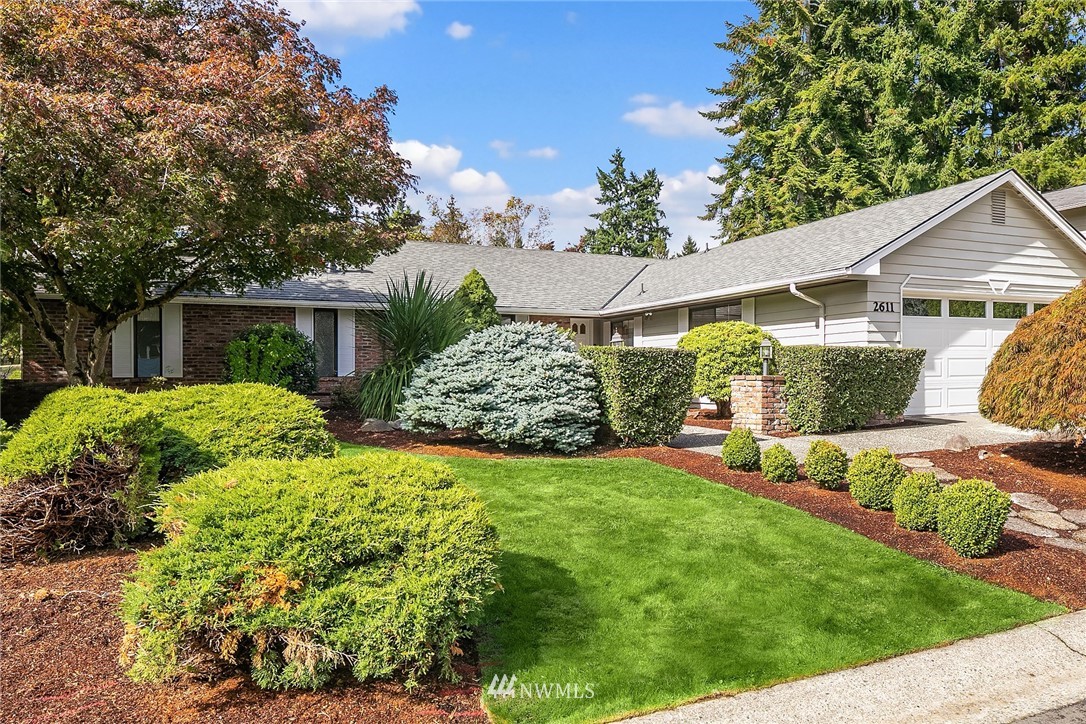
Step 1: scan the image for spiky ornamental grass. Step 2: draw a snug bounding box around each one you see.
[401,323,600,452]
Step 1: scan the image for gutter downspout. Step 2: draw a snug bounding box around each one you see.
[789,283,826,345]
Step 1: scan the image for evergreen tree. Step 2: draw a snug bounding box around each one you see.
[427,195,476,244]
[388,200,427,241]
[704,0,1086,242]
[679,236,700,256]
[583,149,671,258]
[454,269,502,332]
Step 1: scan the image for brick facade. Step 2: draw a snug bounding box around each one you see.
[21,299,111,383]
[730,375,791,435]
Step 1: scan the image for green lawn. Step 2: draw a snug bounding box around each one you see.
[339,444,1062,723]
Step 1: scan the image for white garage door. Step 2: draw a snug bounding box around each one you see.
[902,297,1037,415]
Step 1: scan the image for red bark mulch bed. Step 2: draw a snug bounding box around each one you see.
[605,445,1086,610]
[0,546,485,724]
[682,415,731,431]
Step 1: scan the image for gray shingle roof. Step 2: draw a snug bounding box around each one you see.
[1044,184,1086,211]
[208,241,657,312]
[603,172,1007,311]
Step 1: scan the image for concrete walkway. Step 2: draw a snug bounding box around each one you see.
[670,413,1033,458]
[625,611,1086,724]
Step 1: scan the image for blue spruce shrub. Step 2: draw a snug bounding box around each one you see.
[401,323,600,452]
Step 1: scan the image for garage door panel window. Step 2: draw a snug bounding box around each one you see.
[903,297,942,317]
[993,301,1027,319]
[948,299,986,318]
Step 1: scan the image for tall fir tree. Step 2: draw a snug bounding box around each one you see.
[454,269,501,332]
[583,149,671,258]
[679,236,700,256]
[703,0,1086,242]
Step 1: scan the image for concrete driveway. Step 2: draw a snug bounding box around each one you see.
[671,414,1034,459]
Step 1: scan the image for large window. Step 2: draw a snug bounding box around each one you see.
[313,309,338,377]
[689,302,742,329]
[135,308,162,377]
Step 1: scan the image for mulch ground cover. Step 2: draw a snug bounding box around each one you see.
[0,546,485,724]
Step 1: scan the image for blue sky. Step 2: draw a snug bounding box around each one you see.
[279,1,754,251]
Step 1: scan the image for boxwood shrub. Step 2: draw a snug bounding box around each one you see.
[893,472,942,531]
[722,427,761,471]
[401,323,599,452]
[803,440,849,490]
[847,448,906,510]
[225,323,318,393]
[142,384,337,481]
[777,346,925,434]
[937,479,1010,557]
[761,444,798,483]
[120,453,499,690]
[0,387,162,559]
[580,346,695,446]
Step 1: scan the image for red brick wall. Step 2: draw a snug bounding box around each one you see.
[730,375,791,435]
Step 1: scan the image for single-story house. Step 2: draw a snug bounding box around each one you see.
[23,169,1086,417]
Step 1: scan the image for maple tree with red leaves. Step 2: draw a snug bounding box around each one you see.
[0,0,413,383]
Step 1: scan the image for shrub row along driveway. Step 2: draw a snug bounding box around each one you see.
[338,445,1059,724]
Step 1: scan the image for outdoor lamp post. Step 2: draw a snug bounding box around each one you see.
[610,330,625,347]
[760,338,774,375]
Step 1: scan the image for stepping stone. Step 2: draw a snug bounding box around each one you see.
[899,457,934,469]
[1019,510,1079,531]
[929,467,959,483]
[1072,530,1086,543]
[1043,537,1086,554]
[1005,517,1060,538]
[1010,492,1059,512]
[1008,509,1019,517]
[1062,509,1086,525]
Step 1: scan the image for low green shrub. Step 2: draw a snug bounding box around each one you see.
[676,322,779,415]
[803,440,849,490]
[580,346,695,446]
[0,419,13,449]
[120,453,499,690]
[893,472,942,531]
[401,323,599,452]
[141,384,337,481]
[937,479,1010,557]
[722,427,761,471]
[847,448,906,510]
[761,444,798,483]
[225,323,317,394]
[0,387,162,559]
[777,346,926,433]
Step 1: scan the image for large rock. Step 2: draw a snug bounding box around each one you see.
[359,418,395,432]
[944,434,970,452]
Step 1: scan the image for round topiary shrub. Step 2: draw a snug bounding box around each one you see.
[120,453,499,690]
[803,440,849,490]
[676,322,779,416]
[0,387,162,560]
[893,472,942,531]
[225,323,318,393]
[937,479,1010,557]
[846,448,906,510]
[722,427,761,471]
[400,323,599,452]
[761,444,798,483]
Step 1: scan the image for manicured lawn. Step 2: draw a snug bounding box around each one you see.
[339,444,1062,723]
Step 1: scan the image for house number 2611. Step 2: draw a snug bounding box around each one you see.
[872,301,896,313]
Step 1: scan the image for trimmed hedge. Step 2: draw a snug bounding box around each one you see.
[120,453,499,689]
[893,472,941,531]
[847,448,906,510]
[777,346,925,434]
[581,346,695,446]
[761,444,798,483]
[676,322,779,413]
[143,384,337,481]
[225,323,318,394]
[722,427,761,471]
[803,440,849,490]
[937,479,1010,558]
[401,324,600,452]
[0,387,162,559]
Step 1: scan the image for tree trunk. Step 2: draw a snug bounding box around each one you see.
[85,325,113,385]
[61,303,91,385]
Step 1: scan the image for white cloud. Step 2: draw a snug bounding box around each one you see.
[445,21,473,40]
[281,0,421,38]
[489,139,515,159]
[526,146,559,160]
[392,140,463,182]
[629,93,662,106]
[565,11,578,24]
[449,168,510,195]
[622,101,718,139]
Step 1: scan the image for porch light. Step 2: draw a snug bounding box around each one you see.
[610,330,625,346]
[760,338,774,375]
